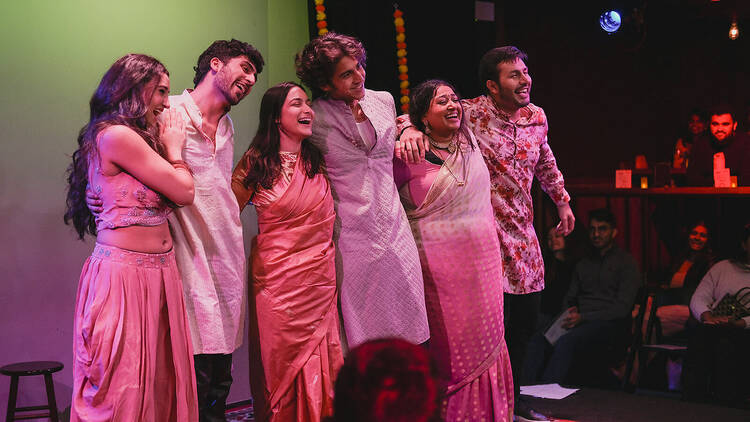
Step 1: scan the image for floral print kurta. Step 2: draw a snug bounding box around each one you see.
[463,95,570,294]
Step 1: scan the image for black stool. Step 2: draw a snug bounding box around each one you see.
[1,361,63,422]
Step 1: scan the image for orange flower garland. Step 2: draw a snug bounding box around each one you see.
[394,7,409,112]
[315,0,328,36]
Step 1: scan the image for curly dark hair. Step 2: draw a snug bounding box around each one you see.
[193,39,265,87]
[478,46,528,94]
[332,338,437,422]
[295,32,366,99]
[240,82,323,191]
[64,54,168,239]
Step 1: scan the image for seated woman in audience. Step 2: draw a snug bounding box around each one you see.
[64,54,197,421]
[329,338,437,422]
[656,221,715,338]
[539,226,577,328]
[232,82,343,422]
[684,222,750,406]
[393,79,513,421]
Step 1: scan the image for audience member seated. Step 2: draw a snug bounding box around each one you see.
[523,208,640,386]
[673,108,707,170]
[683,223,750,407]
[686,105,750,187]
[655,221,716,338]
[329,338,438,422]
[538,227,577,329]
[633,221,715,391]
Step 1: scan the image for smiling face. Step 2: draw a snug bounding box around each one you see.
[144,73,170,126]
[488,57,531,113]
[710,113,737,143]
[215,55,257,106]
[422,85,462,140]
[323,55,366,104]
[688,224,709,252]
[279,86,314,143]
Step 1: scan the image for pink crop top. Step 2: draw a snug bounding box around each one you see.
[88,159,171,232]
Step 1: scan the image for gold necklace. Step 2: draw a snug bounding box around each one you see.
[444,163,466,187]
[428,135,456,154]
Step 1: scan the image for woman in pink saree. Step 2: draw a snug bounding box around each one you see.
[394,80,514,421]
[232,82,343,422]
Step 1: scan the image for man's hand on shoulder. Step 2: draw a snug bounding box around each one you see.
[395,126,428,163]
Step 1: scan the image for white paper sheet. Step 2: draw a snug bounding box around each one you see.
[520,383,580,400]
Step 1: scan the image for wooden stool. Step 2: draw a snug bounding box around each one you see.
[1,361,63,422]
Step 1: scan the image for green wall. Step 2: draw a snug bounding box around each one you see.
[0,0,308,413]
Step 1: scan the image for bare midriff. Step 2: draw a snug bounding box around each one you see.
[96,222,173,253]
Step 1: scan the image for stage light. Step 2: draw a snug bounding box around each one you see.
[600,10,622,34]
[729,18,739,40]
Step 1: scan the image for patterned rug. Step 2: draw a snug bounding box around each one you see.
[225,400,254,422]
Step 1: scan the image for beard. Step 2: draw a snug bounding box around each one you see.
[215,67,242,106]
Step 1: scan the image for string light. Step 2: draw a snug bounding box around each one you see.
[393,6,409,112]
[314,0,328,36]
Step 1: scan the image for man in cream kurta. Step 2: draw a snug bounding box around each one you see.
[169,89,246,355]
[311,89,429,348]
[296,33,429,349]
[170,39,263,422]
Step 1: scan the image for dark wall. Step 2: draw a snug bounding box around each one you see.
[500,0,749,179]
[306,0,495,99]
[306,0,748,180]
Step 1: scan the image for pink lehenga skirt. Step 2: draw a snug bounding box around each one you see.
[71,243,198,421]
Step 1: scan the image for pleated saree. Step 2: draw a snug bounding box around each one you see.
[395,132,514,421]
[234,152,343,422]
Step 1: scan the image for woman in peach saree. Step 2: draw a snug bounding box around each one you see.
[232,82,343,422]
[394,80,514,421]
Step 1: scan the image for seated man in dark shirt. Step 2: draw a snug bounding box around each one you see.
[686,105,750,187]
[523,208,640,385]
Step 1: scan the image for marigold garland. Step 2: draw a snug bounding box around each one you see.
[314,0,328,35]
[393,7,409,112]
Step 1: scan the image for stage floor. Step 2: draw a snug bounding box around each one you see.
[523,388,749,422]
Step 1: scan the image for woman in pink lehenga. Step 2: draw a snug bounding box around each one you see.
[64,54,198,421]
[394,79,514,421]
[232,82,344,422]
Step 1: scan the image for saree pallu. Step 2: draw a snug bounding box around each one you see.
[400,136,514,422]
[250,159,343,422]
[71,243,198,422]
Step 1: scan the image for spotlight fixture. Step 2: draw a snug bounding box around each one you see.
[729,16,739,40]
[600,10,622,34]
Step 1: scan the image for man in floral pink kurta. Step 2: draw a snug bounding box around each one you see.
[398,46,574,422]
[468,47,574,422]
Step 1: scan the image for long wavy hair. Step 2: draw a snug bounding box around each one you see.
[64,54,169,239]
[241,82,323,191]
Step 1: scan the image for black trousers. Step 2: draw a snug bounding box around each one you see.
[194,353,233,422]
[504,291,541,400]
